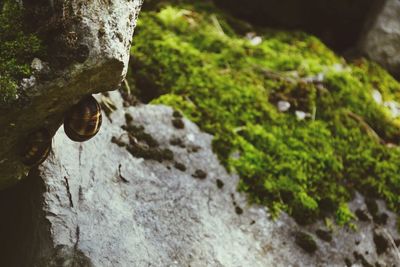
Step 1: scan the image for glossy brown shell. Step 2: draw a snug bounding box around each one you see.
[64,95,102,142]
[21,129,52,166]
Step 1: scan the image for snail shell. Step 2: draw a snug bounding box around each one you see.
[21,129,52,166]
[64,95,102,142]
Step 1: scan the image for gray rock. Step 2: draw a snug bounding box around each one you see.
[3,92,396,266]
[0,0,143,188]
[359,0,400,77]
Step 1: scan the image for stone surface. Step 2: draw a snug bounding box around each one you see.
[0,0,143,188]
[359,0,400,78]
[1,92,398,266]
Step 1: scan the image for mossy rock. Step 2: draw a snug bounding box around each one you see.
[128,2,400,226]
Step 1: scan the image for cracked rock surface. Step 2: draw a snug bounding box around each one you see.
[1,92,398,266]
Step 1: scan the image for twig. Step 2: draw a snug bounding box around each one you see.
[123,79,131,95]
[255,66,324,85]
[210,15,225,36]
[345,110,382,143]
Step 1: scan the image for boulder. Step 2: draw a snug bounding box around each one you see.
[0,0,143,188]
[359,0,400,78]
[1,92,399,266]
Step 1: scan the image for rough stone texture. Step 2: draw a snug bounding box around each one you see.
[2,92,398,266]
[359,0,400,78]
[0,0,143,188]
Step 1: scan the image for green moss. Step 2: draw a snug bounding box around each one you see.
[130,4,400,226]
[0,0,43,106]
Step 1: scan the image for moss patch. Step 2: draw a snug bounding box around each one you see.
[0,0,43,106]
[129,2,400,226]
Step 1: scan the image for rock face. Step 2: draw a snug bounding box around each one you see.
[359,0,400,78]
[1,92,399,266]
[0,0,143,188]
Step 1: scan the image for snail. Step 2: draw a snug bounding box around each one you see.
[64,95,102,142]
[21,129,52,166]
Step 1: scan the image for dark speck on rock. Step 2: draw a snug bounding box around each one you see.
[172,118,185,129]
[373,232,389,255]
[216,179,224,189]
[192,169,207,180]
[172,110,183,118]
[315,229,332,242]
[295,231,317,254]
[395,239,400,247]
[355,209,370,221]
[161,149,174,161]
[174,162,186,171]
[235,206,243,215]
[355,240,360,245]
[170,137,185,148]
[353,251,373,267]
[344,258,352,267]
[123,124,159,148]
[125,113,133,124]
[111,136,126,147]
[374,212,388,225]
[365,198,379,217]
[75,44,90,63]
[188,145,201,153]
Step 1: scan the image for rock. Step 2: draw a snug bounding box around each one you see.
[1,93,400,266]
[0,0,143,188]
[359,0,400,78]
[245,32,262,46]
[384,101,400,118]
[31,58,45,73]
[277,100,291,112]
[20,76,37,89]
[295,110,310,120]
[372,89,382,104]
